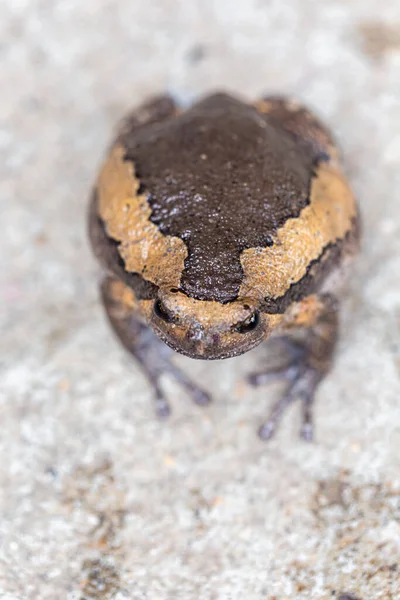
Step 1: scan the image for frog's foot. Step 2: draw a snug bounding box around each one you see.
[100,276,212,419]
[248,342,323,442]
[248,294,339,442]
[125,332,212,420]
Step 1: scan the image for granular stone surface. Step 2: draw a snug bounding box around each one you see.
[1,1,400,599]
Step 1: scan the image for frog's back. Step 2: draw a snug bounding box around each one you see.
[95,93,357,307]
[118,94,316,303]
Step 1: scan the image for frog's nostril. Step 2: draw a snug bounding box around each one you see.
[211,333,220,346]
[186,329,202,343]
[186,329,220,348]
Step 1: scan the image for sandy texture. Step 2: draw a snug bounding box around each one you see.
[1,1,400,599]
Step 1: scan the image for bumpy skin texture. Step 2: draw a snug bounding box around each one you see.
[89,92,360,440]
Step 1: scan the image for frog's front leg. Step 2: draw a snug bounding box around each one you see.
[249,294,339,441]
[100,277,211,418]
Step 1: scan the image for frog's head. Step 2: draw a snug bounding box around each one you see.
[146,287,273,360]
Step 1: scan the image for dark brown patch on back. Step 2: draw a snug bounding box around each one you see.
[117,95,177,138]
[256,96,338,161]
[122,93,317,303]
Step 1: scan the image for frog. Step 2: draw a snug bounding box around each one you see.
[88,92,360,441]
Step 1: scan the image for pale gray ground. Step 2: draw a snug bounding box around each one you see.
[1,1,400,599]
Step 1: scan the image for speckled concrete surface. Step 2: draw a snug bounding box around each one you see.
[1,1,400,599]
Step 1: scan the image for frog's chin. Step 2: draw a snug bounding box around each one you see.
[152,325,263,360]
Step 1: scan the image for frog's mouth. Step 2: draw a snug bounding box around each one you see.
[151,320,265,361]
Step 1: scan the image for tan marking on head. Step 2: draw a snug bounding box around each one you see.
[158,289,259,329]
[96,144,187,288]
[239,162,357,300]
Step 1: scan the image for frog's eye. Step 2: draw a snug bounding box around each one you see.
[235,312,260,334]
[154,299,172,323]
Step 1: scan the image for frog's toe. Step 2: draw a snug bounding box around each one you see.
[154,393,171,419]
[257,366,320,442]
[191,388,212,407]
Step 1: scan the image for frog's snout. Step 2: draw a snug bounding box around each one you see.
[185,328,221,356]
